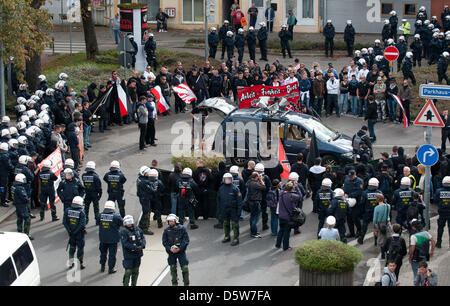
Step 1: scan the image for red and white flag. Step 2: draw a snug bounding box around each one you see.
[117,85,128,116]
[278,139,291,179]
[173,83,197,105]
[151,86,170,113]
[390,94,408,128]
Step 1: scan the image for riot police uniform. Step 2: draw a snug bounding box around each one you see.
[63,197,86,269]
[235,30,246,63]
[38,162,58,221]
[316,183,334,235]
[217,173,242,246]
[393,177,414,229]
[343,174,364,238]
[103,162,127,218]
[162,214,190,286]
[208,29,220,59]
[120,215,146,286]
[257,24,268,61]
[279,26,293,58]
[328,189,350,243]
[358,179,382,244]
[12,174,32,239]
[434,177,450,248]
[176,168,199,230]
[82,163,102,225]
[57,169,85,212]
[246,28,257,62]
[0,146,14,207]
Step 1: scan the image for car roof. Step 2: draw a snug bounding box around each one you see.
[229,108,314,122]
[0,232,30,264]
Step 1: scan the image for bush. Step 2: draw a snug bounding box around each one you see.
[295,240,362,273]
[172,152,226,170]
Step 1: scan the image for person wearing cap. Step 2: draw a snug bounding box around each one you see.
[246,26,257,62]
[163,214,190,286]
[120,215,146,286]
[219,21,233,60]
[235,28,246,63]
[278,25,292,59]
[323,20,335,57]
[438,51,449,85]
[410,34,423,67]
[97,201,123,274]
[37,159,58,220]
[318,216,339,241]
[103,161,127,218]
[265,5,275,32]
[257,22,268,61]
[247,3,258,28]
[156,8,169,32]
[63,196,87,269]
[344,20,355,57]
[208,27,220,59]
[144,33,157,70]
[81,161,102,225]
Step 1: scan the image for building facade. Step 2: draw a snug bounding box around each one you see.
[43,0,448,34]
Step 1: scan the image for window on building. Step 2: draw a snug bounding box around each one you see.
[183,0,204,23]
[404,4,416,16]
[381,3,394,16]
[302,0,314,18]
[285,0,314,24]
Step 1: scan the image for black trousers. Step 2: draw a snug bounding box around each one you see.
[267,21,273,32]
[221,40,226,59]
[145,118,155,145]
[139,123,147,150]
[259,40,267,60]
[71,147,80,170]
[403,71,416,85]
[345,40,353,57]
[442,129,450,153]
[209,46,217,59]
[248,45,256,62]
[325,39,334,57]
[438,73,449,85]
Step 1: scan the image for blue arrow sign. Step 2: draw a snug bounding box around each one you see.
[419,84,450,100]
[417,144,439,166]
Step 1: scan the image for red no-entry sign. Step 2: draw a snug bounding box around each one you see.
[384,46,399,61]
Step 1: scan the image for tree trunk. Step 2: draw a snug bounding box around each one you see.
[25,0,45,91]
[80,0,99,60]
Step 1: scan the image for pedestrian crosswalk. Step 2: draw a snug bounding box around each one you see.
[44,41,86,54]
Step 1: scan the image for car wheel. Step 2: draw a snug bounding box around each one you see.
[322,155,338,167]
[231,157,248,167]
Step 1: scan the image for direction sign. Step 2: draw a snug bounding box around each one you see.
[417,144,439,166]
[384,46,399,61]
[419,84,450,100]
[413,99,445,127]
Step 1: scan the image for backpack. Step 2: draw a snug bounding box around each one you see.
[294,17,298,25]
[178,180,192,200]
[374,273,393,286]
[266,188,279,209]
[387,237,403,262]
[413,235,430,262]
[406,203,420,223]
[352,134,362,151]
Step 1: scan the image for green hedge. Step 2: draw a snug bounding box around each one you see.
[172,152,226,170]
[117,3,148,9]
[295,240,363,273]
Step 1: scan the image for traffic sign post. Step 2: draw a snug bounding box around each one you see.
[414,98,444,230]
[384,46,399,73]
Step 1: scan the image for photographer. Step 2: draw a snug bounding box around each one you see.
[120,215,146,286]
[246,172,267,239]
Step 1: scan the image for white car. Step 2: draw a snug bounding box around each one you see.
[0,232,40,286]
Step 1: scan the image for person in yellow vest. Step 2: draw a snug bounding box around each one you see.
[403,166,416,189]
[399,19,411,43]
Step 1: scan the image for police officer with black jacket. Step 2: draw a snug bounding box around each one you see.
[57,168,85,212]
[343,169,364,239]
[144,33,157,70]
[163,214,190,286]
[224,31,235,61]
[393,177,414,229]
[344,20,356,57]
[121,215,146,286]
[323,20,336,57]
[402,52,416,86]
[219,20,233,60]
[434,176,450,248]
[235,28,246,63]
[15,155,35,218]
[208,27,220,59]
[358,178,383,244]
[103,160,127,218]
[246,27,257,62]
[137,166,153,235]
[127,34,138,69]
[0,143,14,208]
[396,36,407,70]
[410,34,423,67]
[278,25,292,58]
[438,52,450,85]
[82,161,102,225]
[217,173,242,246]
[97,201,123,274]
[177,168,200,230]
[63,196,86,270]
[328,188,351,243]
[38,159,58,221]
[12,174,32,240]
[257,22,268,61]
[254,163,271,232]
[316,178,334,235]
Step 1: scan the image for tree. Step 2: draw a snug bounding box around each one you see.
[80,0,99,60]
[0,0,52,91]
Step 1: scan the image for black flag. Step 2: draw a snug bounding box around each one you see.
[306,129,320,168]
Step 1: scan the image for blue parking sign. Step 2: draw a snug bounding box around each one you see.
[416,145,439,166]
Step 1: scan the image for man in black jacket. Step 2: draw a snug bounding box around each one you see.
[364,96,378,142]
[344,20,355,57]
[323,20,335,57]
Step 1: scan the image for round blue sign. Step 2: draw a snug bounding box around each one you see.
[416,145,439,166]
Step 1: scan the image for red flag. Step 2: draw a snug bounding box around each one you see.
[151,86,170,113]
[390,94,408,128]
[278,139,290,179]
[117,84,128,116]
[173,83,197,104]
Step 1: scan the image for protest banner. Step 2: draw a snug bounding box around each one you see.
[237,83,300,112]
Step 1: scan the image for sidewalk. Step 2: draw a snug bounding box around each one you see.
[0,204,15,224]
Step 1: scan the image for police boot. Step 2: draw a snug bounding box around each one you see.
[123,269,133,286]
[158,219,163,228]
[101,264,105,272]
[109,268,117,274]
[131,268,139,286]
[231,221,239,246]
[222,222,231,243]
[170,265,178,286]
[181,265,190,286]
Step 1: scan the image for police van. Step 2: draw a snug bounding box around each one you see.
[0,232,40,286]
[203,97,354,167]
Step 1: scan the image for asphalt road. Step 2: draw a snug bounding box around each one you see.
[0,110,442,286]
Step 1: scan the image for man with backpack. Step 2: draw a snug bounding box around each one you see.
[406,192,426,235]
[192,160,212,221]
[352,126,372,161]
[384,223,407,279]
[409,220,436,281]
[380,260,399,286]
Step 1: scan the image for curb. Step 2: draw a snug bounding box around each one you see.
[0,206,16,224]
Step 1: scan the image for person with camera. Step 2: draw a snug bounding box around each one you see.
[163,214,190,286]
[246,172,267,239]
[120,215,146,286]
[276,182,300,251]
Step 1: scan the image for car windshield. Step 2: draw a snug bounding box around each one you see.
[302,118,339,142]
